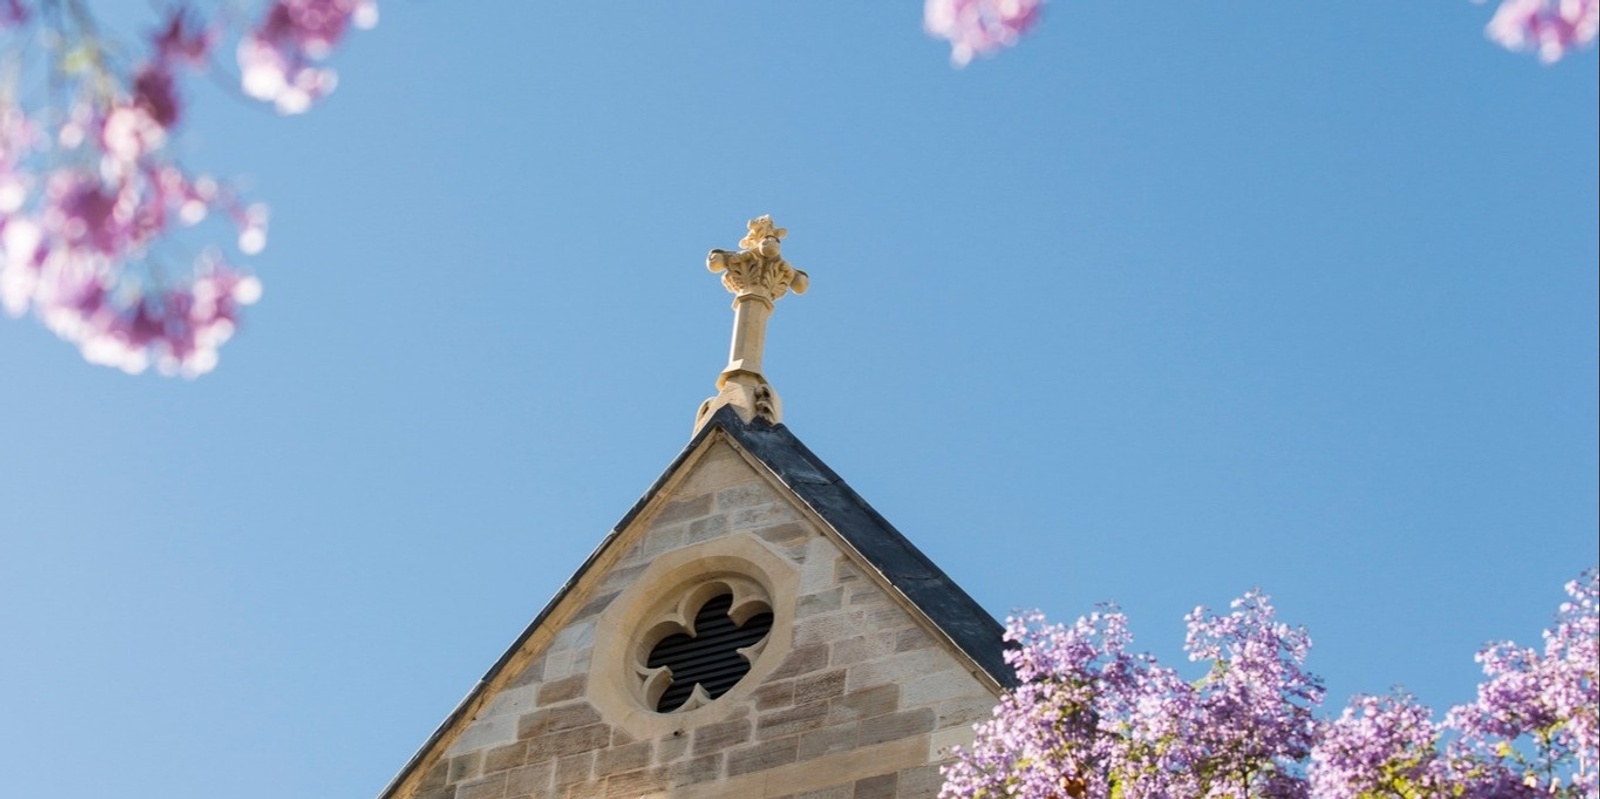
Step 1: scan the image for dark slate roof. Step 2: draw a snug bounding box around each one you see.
[376,405,1013,799]
[701,407,1015,689]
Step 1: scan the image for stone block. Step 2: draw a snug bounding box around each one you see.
[726,736,799,776]
[798,587,845,618]
[450,716,517,755]
[675,443,758,496]
[796,611,867,649]
[654,731,689,764]
[543,649,576,680]
[549,620,595,653]
[416,760,450,794]
[846,650,954,693]
[536,675,587,705]
[716,482,775,511]
[833,559,863,584]
[507,656,545,688]
[572,591,619,621]
[756,521,812,548]
[894,627,936,653]
[483,741,527,773]
[595,740,651,775]
[751,680,795,710]
[642,523,689,557]
[769,643,829,680]
[482,684,538,719]
[936,696,1000,728]
[798,544,842,593]
[895,764,945,798]
[596,563,645,593]
[793,669,848,705]
[535,723,610,759]
[517,703,602,739]
[692,717,752,756]
[562,780,605,799]
[846,583,894,608]
[731,503,800,531]
[853,773,898,799]
[654,494,713,526]
[604,767,668,795]
[832,683,900,723]
[448,752,484,783]
[857,708,936,747]
[797,722,858,761]
[667,752,724,785]
[685,514,730,544]
[902,672,980,709]
[757,700,829,738]
[928,724,978,761]
[505,761,553,796]
[830,634,886,668]
[553,752,594,786]
[455,773,506,799]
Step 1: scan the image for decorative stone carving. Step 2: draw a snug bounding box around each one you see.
[695,216,808,433]
[707,215,810,302]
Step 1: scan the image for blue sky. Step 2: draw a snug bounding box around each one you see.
[1,3,1595,798]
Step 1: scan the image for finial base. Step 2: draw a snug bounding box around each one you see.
[694,372,781,434]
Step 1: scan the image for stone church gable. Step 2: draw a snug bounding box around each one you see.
[380,408,1010,799]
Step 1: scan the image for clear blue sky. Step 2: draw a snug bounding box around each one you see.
[1,4,1595,797]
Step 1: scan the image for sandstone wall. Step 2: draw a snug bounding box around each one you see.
[403,440,998,799]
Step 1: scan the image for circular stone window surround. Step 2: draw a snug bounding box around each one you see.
[588,533,799,739]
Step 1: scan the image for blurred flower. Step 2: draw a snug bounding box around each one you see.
[925,0,1042,67]
[1484,0,1599,62]
[0,1,371,376]
[239,0,378,113]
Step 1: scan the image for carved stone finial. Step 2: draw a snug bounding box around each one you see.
[707,215,809,303]
[695,216,808,433]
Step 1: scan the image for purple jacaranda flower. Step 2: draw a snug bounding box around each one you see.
[943,576,1595,799]
[943,595,1324,799]
[238,0,376,113]
[49,173,128,256]
[1182,591,1323,799]
[925,0,1042,67]
[151,8,211,66]
[0,2,372,375]
[133,67,181,129]
[101,103,168,164]
[1311,693,1451,799]
[1485,0,1599,62]
[37,250,260,377]
[1444,569,1599,797]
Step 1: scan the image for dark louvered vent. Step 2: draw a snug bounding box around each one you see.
[646,593,774,713]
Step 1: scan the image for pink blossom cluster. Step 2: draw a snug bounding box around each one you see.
[1485,0,1599,62]
[239,0,379,114]
[943,571,1599,799]
[0,1,372,375]
[924,0,1042,67]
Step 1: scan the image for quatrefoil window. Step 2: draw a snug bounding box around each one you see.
[637,578,774,713]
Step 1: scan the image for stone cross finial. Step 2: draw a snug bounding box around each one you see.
[695,215,808,432]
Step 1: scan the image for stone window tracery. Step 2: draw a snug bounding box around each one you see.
[636,577,773,713]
